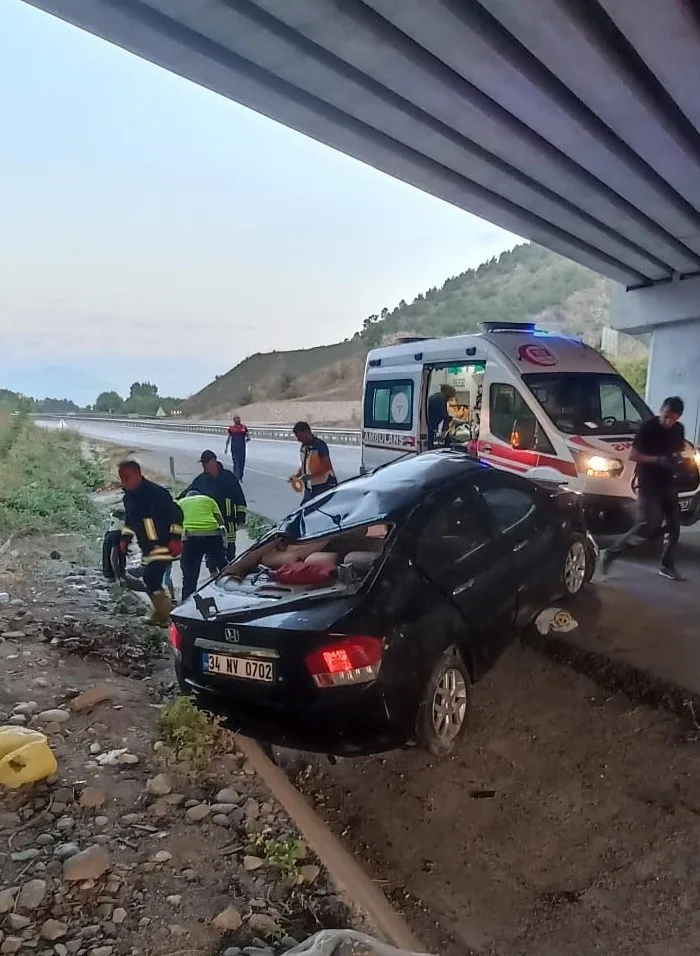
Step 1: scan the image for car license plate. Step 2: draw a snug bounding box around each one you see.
[680,498,692,513]
[202,653,274,683]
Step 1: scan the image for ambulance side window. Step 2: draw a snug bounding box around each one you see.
[489,384,554,453]
[364,380,414,431]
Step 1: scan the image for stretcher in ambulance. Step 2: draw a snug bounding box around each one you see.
[361,323,700,533]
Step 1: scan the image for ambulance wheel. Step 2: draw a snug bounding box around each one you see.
[559,533,589,599]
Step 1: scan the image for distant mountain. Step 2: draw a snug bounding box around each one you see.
[182,242,645,420]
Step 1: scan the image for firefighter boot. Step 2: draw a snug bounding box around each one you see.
[144,590,172,627]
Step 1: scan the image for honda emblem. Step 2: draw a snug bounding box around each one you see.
[224,626,240,644]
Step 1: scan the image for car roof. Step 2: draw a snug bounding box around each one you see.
[277,451,487,540]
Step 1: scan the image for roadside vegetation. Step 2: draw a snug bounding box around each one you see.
[0,414,107,537]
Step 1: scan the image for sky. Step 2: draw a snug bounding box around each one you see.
[0,0,518,403]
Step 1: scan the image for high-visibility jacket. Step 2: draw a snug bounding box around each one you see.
[121,479,183,564]
[299,436,335,489]
[180,465,247,548]
[179,494,224,536]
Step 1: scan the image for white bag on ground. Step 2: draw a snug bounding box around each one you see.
[287,929,433,956]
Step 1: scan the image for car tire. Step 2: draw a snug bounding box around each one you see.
[415,645,471,757]
[559,532,590,599]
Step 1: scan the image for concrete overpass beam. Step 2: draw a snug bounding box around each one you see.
[612,276,700,444]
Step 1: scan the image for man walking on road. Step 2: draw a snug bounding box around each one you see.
[178,491,228,600]
[602,396,687,581]
[225,415,250,480]
[118,461,183,624]
[180,451,247,563]
[290,421,337,504]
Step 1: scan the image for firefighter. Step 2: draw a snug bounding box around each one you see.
[118,460,183,624]
[179,451,247,563]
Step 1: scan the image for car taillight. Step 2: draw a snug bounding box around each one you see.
[305,635,383,688]
[168,622,182,652]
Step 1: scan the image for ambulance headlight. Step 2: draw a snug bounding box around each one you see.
[586,455,624,478]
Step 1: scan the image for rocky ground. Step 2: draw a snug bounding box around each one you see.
[0,533,355,956]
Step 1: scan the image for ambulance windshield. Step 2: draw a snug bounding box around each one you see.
[523,372,652,436]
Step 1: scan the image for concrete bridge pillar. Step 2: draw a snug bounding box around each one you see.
[612,276,700,445]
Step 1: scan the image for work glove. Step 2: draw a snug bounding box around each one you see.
[168,539,183,559]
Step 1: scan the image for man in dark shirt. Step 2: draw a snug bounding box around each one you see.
[602,396,686,580]
[427,385,456,449]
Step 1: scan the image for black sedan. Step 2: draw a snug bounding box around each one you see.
[169,451,597,757]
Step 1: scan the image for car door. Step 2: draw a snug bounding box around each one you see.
[412,482,518,677]
[472,470,559,623]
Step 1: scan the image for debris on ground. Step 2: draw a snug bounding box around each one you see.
[1,534,358,956]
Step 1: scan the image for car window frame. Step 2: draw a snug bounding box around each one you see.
[412,482,495,578]
[471,470,540,535]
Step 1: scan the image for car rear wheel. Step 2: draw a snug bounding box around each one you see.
[560,533,589,598]
[416,645,471,757]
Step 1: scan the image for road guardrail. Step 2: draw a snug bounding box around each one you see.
[33,414,362,446]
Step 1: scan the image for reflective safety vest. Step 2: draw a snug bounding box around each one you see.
[179,494,224,536]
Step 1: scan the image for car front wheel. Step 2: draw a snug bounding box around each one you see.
[560,532,590,599]
[415,645,471,757]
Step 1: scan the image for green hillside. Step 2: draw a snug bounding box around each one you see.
[183,242,644,417]
[357,243,610,347]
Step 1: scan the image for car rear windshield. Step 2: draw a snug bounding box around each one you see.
[224,523,393,581]
[522,372,652,436]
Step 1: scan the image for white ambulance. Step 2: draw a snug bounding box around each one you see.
[361,323,700,533]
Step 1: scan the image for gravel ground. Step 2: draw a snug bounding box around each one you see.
[0,535,356,956]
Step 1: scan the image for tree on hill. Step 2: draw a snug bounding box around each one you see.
[357,243,612,348]
[94,391,124,413]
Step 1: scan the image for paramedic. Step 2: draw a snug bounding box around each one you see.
[178,491,228,600]
[291,422,337,503]
[118,461,183,624]
[180,451,247,563]
[427,385,456,448]
[225,415,250,480]
[602,396,686,581]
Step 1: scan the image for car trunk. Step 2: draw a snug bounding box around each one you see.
[172,522,392,708]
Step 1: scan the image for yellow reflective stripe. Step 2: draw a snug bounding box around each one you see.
[143,518,157,541]
[142,553,173,564]
[236,506,247,517]
[170,523,183,534]
[225,498,232,516]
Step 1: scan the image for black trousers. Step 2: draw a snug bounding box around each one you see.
[607,489,681,571]
[142,561,171,596]
[181,535,227,600]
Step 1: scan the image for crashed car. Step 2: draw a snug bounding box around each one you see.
[169,451,597,757]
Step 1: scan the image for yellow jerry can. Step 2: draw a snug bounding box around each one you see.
[0,726,58,788]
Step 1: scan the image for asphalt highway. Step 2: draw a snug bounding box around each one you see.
[37,419,361,522]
